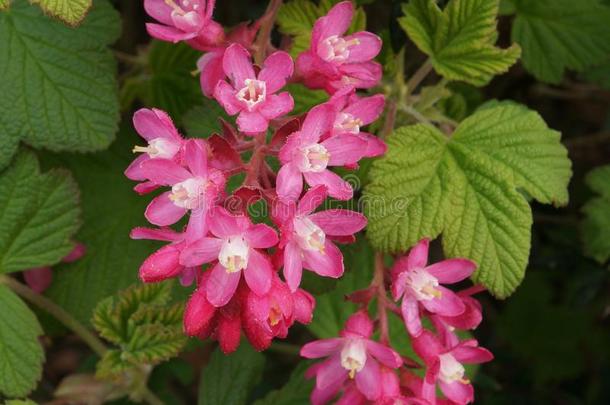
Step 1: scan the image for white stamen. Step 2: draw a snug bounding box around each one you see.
[340,339,367,379]
[334,112,363,134]
[297,143,330,173]
[132,137,180,159]
[319,35,361,63]
[405,268,442,301]
[293,216,326,252]
[218,236,250,273]
[438,353,469,384]
[169,177,206,209]
[236,79,266,111]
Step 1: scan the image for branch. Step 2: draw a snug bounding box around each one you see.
[253,0,283,65]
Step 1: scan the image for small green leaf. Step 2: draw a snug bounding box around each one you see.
[0,151,81,274]
[198,344,265,405]
[365,101,571,298]
[0,0,121,170]
[285,83,328,116]
[30,0,92,25]
[400,0,520,86]
[581,165,610,263]
[183,100,230,138]
[509,0,610,84]
[307,237,374,337]
[0,284,44,397]
[253,362,313,405]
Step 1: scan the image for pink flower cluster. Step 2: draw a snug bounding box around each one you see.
[134,1,494,403]
[129,1,383,353]
[302,239,493,404]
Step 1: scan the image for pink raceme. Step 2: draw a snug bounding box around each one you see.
[214,43,295,135]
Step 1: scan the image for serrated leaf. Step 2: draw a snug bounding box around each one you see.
[253,362,313,405]
[509,0,610,84]
[400,0,520,86]
[581,165,610,263]
[285,83,328,115]
[30,0,92,25]
[198,344,265,405]
[0,284,44,397]
[277,0,367,57]
[307,237,374,338]
[183,99,230,138]
[0,151,80,274]
[365,101,571,297]
[0,0,120,170]
[43,126,162,325]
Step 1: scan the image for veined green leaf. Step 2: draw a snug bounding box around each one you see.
[365,101,571,298]
[400,0,520,86]
[253,362,312,405]
[0,0,120,170]
[509,0,610,84]
[30,0,92,25]
[0,285,44,397]
[581,165,610,263]
[0,151,80,274]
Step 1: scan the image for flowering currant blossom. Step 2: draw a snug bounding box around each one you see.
[180,206,278,306]
[391,238,476,337]
[125,108,185,194]
[301,311,402,402]
[131,227,200,286]
[144,0,224,50]
[277,104,367,201]
[22,243,86,293]
[413,331,493,404]
[214,43,295,135]
[327,87,387,159]
[138,139,225,229]
[296,1,382,94]
[273,185,367,291]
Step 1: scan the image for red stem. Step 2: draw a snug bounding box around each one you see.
[373,252,390,344]
[253,0,283,65]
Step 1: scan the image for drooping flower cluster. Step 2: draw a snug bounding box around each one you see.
[133,1,494,403]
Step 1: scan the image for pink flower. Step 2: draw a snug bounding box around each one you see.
[413,331,493,405]
[144,0,224,50]
[22,243,87,293]
[296,1,382,93]
[391,239,476,337]
[276,104,367,201]
[131,227,200,286]
[180,206,278,306]
[138,139,225,228]
[327,87,387,159]
[125,108,185,193]
[301,311,403,401]
[214,44,294,135]
[273,185,367,291]
[242,273,315,350]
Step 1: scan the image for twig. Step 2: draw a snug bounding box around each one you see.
[253,0,283,65]
[406,59,433,96]
[373,253,390,344]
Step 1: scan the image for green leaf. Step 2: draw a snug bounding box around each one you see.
[0,151,81,274]
[30,0,92,25]
[0,0,10,10]
[581,165,610,263]
[582,58,610,89]
[93,283,187,380]
[285,83,328,116]
[365,101,571,298]
[42,125,162,325]
[400,0,520,86]
[120,41,202,121]
[198,344,265,405]
[0,0,120,170]
[183,99,230,138]
[277,0,366,57]
[509,0,610,84]
[253,362,313,405]
[0,284,44,397]
[307,237,374,337]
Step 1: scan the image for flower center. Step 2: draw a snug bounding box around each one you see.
[293,216,326,252]
[132,137,180,159]
[236,79,267,111]
[164,0,201,14]
[319,35,360,63]
[334,112,363,134]
[269,303,282,326]
[406,268,442,301]
[340,339,367,379]
[218,236,250,273]
[438,353,469,384]
[169,177,206,209]
[297,143,330,173]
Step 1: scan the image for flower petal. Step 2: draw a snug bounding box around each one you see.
[303,170,353,200]
[302,239,344,278]
[408,239,430,269]
[146,22,196,42]
[138,159,192,185]
[139,244,183,282]
[276,163,304,202]
[311,1,354,47]
[343,94,385,125]
[316,354,348,391]
[258,51,294,93]
[258,93,294,120]
[130,226,181,242]
[223,43,256,88]
[133,108,179,141]
[206,262,241,307]
[209,206,249,238]
[322,133,367,166]
[198,50,225,97]
[283,242,304,292]
[412,331,443,365]
[355,357,381,400]
[439,380,474,405]
[452,345,494,364]
[180,237,222,266]
[301,104,336,144]
[344,32,382,63]
[184,288,216,336]
[426,258,476,284]
[344,310,374,337]
[245,223,279,248]
[23,267,52,293]
[309,209,367,236]
[124,153,151,181]
[214,80,243,115]
[297,185,328,215]
[144,0,173,25]
[420,286,466,317]
[244,249,272,295]
[145,192,187,226]
[300,338,344,358]
[366,341,402,368]
[401,296,423,337]
[237,111,269,135]
[184,139,208,177]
